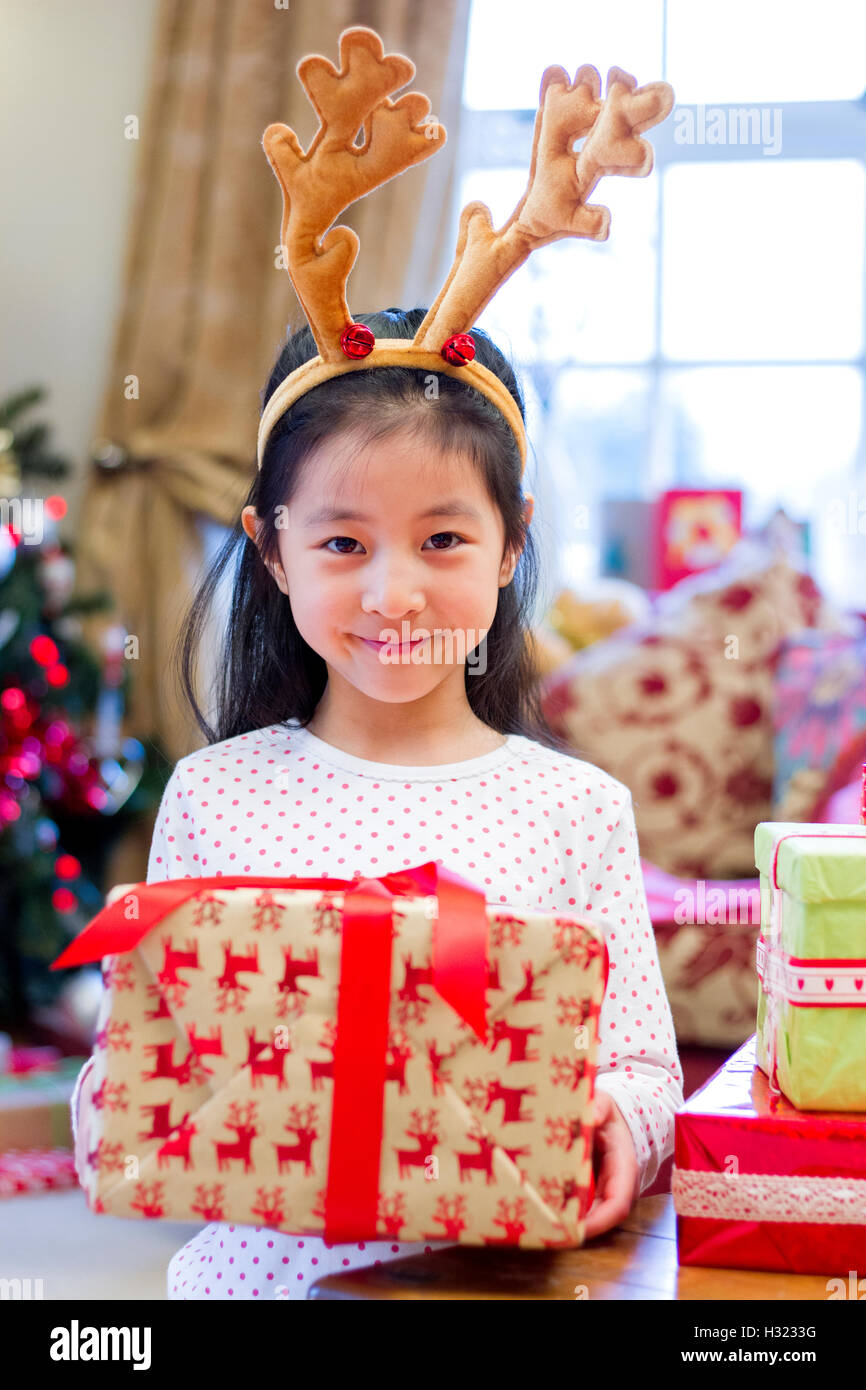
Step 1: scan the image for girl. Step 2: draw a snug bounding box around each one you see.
[72,307,683,1299]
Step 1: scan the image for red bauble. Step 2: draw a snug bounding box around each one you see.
[45,663,69,688]
[52,887,77,914]
[441,333,476,366]
[1,687,26,712]
[30,635,59,667]
[55,854,81,880]
[340,323,375,359]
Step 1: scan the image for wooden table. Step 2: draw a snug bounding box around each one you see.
[308,1195,834,1300]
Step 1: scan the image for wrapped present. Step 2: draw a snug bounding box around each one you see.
[51,862,608,1248]
[754,822,866,1110]
[654,488,742,590]
[0,1148,78,1198]
[2,1045,64,1075]
[0,1055,87,1152]
[673,1034,866,1275]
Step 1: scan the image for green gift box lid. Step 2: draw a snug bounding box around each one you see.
[754,822,866,902]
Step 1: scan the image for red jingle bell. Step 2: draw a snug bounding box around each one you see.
[441,333,476,366]
[340,323,375,358]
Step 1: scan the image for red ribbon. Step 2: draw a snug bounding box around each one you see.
[52,861,489,1243]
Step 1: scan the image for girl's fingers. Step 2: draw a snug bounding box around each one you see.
[583,1117,638,1239]
[583,1169,629,1237]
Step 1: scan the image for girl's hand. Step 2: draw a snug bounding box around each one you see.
[582,1089,641,1240]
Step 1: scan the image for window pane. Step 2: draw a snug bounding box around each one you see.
[658,367,862,521]
[662,161,865,361]
[667,0,866,103]
[460,167,658,364]
[464,0,663,110]
[544,369,652,586]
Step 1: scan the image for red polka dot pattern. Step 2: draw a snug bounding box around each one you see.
[145,722,683,1301]
[166,1225,438,1300]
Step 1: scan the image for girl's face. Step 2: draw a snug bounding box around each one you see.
[242,425,533,721]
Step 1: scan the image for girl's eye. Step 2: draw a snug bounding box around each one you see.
[324,536,362,555]
[425,532,464,551]
[322,532,465,555]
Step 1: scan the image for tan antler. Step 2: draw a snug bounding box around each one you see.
[262,26,445,363]
[413,64,674,351]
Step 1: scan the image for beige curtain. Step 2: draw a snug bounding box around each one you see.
[76,0,472,764]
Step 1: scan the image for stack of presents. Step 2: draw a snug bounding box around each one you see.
[45,800,866,1275]
[674,818,866,1274]
[0,1045,80,1195]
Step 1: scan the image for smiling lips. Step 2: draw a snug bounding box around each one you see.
[357,634,428,654]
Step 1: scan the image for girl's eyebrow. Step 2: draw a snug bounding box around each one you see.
[302,501,483,526]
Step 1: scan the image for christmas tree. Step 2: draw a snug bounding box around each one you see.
[0,387,167,1032]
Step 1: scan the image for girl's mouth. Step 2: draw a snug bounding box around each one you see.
[356,634,428,655]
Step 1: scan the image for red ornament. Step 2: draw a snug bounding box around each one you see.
[1,687,26,713]
[340,323,375,359]
[45,663,69,688]
[52,887,77,914]
[55,854,81,880]
[441,333,476,366]
[30,635,59,667]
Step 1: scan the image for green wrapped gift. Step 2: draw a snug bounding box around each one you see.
[754,822,866,1110]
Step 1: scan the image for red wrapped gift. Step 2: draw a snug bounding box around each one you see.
[52,862,608,1248]
[0,1149,78,1198]
[673,1034,866,1274]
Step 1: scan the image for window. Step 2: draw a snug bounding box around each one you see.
[458,0,866,607]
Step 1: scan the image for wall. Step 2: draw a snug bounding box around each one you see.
[0,0,160,526]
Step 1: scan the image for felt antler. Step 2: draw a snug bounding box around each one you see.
[262,26,445,363]
[412,64,674,351]
[257,27,674,476]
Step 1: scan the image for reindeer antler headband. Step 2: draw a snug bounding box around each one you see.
[257,25,674,474]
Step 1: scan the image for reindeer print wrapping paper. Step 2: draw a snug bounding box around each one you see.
[63,869,608,1248]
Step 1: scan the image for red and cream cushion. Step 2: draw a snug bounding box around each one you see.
[541,547,847,880]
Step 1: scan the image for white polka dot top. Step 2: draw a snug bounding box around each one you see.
[146,720,683,1188]
[73,720,683,1298]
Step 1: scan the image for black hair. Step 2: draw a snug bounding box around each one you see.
[177,307,573,755]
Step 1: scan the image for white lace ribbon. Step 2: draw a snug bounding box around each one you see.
[756,936,866,1005]
[672,1166,866,1224]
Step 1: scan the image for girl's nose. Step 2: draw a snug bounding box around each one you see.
[360,559,425,620]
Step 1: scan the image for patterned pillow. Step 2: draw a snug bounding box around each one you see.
[540,546,848,879]
[771,627,866,821]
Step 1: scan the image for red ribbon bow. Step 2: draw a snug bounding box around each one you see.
[53,861,489,1242]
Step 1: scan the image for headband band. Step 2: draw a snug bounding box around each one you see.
[257,341,528,473]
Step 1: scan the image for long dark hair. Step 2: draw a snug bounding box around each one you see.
[177,307,572,755]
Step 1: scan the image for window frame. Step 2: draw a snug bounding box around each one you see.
[453,14,866,580]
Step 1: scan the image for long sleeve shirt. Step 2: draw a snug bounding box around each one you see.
[71,719,683,1298]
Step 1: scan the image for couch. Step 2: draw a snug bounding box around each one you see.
[539,540,866,1050]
